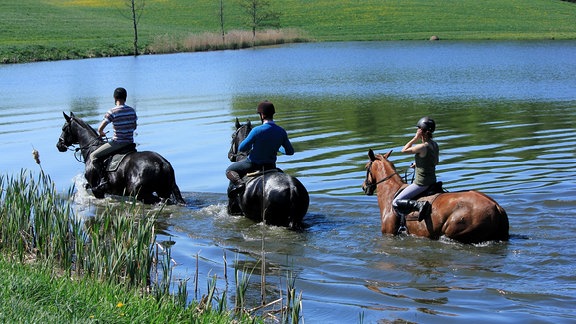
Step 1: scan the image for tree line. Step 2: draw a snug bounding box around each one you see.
[126,0,281,56]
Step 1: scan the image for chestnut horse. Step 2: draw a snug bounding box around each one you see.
[362,149,509,244]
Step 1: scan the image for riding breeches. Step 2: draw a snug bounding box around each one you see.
[90,141,132,162]
[392,183,429,207]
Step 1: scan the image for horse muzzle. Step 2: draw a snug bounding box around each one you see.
[362,182,375,196]
[56,139,68,152]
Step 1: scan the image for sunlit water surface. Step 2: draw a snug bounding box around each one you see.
[1,41,575,323]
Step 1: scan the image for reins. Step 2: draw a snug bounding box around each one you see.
[364,160,399,191]
[61,118,105,163]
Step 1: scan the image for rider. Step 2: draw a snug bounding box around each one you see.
[225,100,294,197]
[392,116,439,221]
[89,87,138,192]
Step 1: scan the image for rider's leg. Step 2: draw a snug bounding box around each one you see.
[225,160,252,197]
[394,199,431,221]
[392,184,431,221]
[89,142,122,192]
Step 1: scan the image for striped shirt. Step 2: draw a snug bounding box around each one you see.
[104,104,137,143]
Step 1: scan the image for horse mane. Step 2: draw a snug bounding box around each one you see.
[72,114,99,138]
[375,151,404,184]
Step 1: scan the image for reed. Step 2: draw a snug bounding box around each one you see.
[147,28,308,54]
[0,168,304,322]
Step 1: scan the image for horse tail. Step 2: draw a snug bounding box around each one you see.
[171,183,186,205]
[161,157,185,205]
[287,177,309,229]
[495,203,510,241]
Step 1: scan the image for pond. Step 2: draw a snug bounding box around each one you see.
[1,40,575,323]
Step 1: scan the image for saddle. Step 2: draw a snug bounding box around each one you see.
[246,167,282,178]
[394,181,445,200]
[103,143,137,172]
[395,181,446,223]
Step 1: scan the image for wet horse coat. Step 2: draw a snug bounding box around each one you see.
[362,149,509,244]
[227,118,309,228]
[56,112,185,204]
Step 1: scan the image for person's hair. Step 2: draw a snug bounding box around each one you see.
[113,87,127,101]
[423,130,434,140]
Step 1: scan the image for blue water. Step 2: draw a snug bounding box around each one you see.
[1,41,575,323]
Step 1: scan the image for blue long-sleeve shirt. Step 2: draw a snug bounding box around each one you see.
[238,121,294,165]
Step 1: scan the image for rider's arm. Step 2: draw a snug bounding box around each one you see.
[97,119,109,138]
[238,129,257,152]
[401,129,426,157]
[280,136,294,155]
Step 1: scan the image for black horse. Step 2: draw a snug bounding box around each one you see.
[56,112,185,204]
[227,118,309,228]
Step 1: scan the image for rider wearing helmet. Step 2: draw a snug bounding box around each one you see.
[225,100,294,197]
[392,116,439,221]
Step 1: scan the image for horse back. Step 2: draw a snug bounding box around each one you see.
[428,190,509,242]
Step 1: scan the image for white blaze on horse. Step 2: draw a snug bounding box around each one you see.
[57,112,185,204]
[362,149,509,244]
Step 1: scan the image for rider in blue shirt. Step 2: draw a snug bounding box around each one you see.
[226,101,294,197]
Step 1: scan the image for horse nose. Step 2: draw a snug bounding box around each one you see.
[56,140,68,152]
[362,183,374,196]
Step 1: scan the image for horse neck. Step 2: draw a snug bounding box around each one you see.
[374,161,404,220]
[74,120,102,162]
[375,169,402,203]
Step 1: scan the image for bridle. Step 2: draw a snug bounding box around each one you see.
[229,124,251,162]
[59,118,103,163]
[363,160,398,195]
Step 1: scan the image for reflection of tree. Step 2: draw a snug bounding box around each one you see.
[69,97,100,125]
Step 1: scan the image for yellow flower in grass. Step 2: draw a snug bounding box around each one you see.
[116,302,124,308]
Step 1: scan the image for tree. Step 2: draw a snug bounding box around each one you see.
[120,0,145,56]
[239,0,280,46]
[219,0,225,44]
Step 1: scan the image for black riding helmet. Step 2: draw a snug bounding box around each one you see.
[417,116,435,133]
[256,101,275,117]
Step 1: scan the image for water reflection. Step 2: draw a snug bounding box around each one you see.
[1,41,576,322]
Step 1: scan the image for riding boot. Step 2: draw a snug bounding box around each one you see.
[92,160,108,196]
[394,199,431,222]
[226,171,245,198]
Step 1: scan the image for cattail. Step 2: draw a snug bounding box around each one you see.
[32,148,41,165]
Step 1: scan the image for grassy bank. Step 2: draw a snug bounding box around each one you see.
[1,0,575,63]
[0,170,302,323]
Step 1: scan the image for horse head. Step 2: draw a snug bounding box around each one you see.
[362,149,396,195]
[228,118,252,162]
[56,112,79,152]
[56,112,102,155]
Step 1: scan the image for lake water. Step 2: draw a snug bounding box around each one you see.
[1,41,575,323]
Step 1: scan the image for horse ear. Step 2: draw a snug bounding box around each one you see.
[63,112,71,122]
[383,150,393,159]
[70,112,75,117]
[368,149,376,161]
[235,118,241,129]
[247,120,251,127]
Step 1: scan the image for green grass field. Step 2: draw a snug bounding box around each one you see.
[1,0,575,62]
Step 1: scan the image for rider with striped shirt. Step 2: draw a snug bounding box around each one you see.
[89,87,137,193]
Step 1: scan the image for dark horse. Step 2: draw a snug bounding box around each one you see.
[362,149,509,244]
[56,112,185,204]
[227,118,309,228]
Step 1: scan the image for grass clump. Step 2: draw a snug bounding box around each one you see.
[0,169,304,323]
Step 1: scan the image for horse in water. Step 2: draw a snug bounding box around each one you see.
[362,149,509,244]
[227,118,309,228]
[56,112,185,205]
